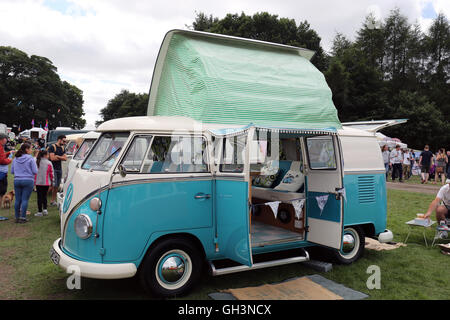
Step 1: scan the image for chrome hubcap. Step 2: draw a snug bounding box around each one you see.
[160,255,186,284]
[341,233,356,254]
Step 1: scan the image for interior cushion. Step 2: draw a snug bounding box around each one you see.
[252,171,279,188]
[274,169,305,192]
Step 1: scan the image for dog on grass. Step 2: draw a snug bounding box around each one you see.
[2,190,15,209]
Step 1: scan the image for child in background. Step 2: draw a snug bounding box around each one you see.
[34,150,54,216]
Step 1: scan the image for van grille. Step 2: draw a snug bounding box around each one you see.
[358,176,376,204]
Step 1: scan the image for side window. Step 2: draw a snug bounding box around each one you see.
[220,135,247,173]
[145,136,208,174]
[121,136,153,172]
[306,136,337,170]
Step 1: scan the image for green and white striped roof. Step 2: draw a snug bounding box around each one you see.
[147,29,342,130]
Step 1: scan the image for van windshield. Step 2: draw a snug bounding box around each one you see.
[82,132,129,171]
[73,138,96,160]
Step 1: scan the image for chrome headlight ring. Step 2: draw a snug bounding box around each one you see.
[74,214,93,239]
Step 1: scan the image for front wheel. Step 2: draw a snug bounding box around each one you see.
[332,226,365,264]
[138,237,203,298]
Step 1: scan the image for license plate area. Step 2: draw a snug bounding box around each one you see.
[50,248,60,265]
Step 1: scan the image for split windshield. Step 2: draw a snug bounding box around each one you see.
[73,139,96,161]
[82,132,129,171]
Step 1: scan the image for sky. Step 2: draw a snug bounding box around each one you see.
[0,0,449,129]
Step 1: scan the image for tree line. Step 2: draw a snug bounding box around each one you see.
[0,47,86,131]
[100,9,449,151]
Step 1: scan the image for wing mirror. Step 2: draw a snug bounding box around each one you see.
[118,164,127,177]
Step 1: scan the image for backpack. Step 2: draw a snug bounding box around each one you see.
[47,143,65,154]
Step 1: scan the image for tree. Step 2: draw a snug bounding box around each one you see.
[325,8,449,149]
[382,91,449,150]
[97,90,148,126]
[190,12,328,71]
[0,46,86,130]
[423,13,450,118]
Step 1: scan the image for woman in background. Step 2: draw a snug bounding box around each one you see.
[11,143,37,223]
[435,148,448,185]
[34,150,54,217]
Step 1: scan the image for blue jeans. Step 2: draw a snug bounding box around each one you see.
[14,179,34,220]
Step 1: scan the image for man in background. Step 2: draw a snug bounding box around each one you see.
[402,149,412,180]
[48,135,67,206]
[390,145,403,182]
[419,145,434,184]
[424,179,450,239]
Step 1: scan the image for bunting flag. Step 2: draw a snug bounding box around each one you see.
[31,119,35,127]
[17,100,22,106]
[266,201,281,219]
[44,119,48,131]
[292,199,305,220]
[18,124,21,132]
[316,195,329,216]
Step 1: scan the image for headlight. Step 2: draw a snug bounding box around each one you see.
[74,214,93,239]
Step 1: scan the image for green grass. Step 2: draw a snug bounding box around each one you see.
[0,176,449,300]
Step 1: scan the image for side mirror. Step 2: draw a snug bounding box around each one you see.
[118,164,127,177]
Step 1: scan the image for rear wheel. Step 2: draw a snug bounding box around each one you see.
[139,237,203,298]
[332,226,365,264]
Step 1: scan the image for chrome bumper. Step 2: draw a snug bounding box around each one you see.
[50,238,137,280]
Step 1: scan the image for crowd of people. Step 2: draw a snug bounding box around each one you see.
[0,133,67,223]
[381,144,450,184]
[380,143,450,239]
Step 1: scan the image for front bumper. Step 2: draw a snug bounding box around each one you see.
[377,229,394,243]
[50,238,137,279]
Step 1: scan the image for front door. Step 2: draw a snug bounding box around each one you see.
[304,135,344,249]
[102,134,214,262]
[213,132,252,266]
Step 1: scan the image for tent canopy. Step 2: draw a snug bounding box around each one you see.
[147,30,342,130]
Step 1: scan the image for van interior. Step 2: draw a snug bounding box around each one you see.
[219,130,339,249]
[249,134,306,248]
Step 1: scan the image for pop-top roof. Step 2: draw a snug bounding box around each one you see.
[147,29,342,130]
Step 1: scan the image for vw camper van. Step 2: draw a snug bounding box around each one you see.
[50,30,392,297]
[50,115,392,297]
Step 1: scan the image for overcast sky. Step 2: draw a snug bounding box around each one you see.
[0,0,448,129]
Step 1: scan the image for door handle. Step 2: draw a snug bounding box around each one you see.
[194,193,211,199]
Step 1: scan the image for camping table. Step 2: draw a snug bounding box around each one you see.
[404,219,436,247]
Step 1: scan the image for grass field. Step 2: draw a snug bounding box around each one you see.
[0,177,449,300]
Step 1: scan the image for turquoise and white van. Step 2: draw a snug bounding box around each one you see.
[50,115,392,297]
[50,30,392,297]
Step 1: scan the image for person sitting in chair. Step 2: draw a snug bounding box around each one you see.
[424,179,450,238]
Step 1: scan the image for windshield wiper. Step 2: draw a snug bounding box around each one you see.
[100,147,122,166]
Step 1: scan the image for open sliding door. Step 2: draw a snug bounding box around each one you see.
[304,135,344,250]
[212,130,253,267]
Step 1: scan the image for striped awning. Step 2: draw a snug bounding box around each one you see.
[148,30,342,131]
[208,124,337,138]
